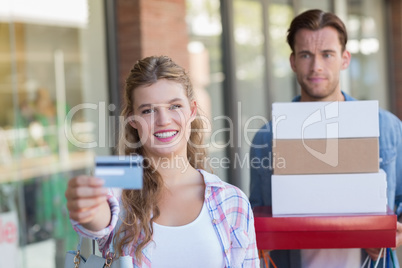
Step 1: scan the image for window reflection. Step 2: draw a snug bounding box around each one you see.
[186,0,227,181]
[233,0,266,193]
[267,3,294,102]
[347,0,388,107]
[0,1,108,267]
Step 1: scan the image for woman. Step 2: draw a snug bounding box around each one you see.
[65,55,259,267]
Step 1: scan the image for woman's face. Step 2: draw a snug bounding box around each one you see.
[129,79,196,160]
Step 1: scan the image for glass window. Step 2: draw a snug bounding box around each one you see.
[346,0,389,108]
[233,0,266,194]
[266,1,294,103]
[299,0,331,11]
[186,0,228,181]
[0,1,109,267]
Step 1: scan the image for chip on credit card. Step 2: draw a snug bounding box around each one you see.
[94,155,143,189]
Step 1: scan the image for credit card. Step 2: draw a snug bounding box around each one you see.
[94,155,143,189]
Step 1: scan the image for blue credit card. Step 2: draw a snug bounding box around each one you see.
[94,155,143,189]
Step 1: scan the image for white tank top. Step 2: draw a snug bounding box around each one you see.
[151,202,225,268]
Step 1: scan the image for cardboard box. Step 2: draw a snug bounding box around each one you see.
[253,206,396,250]
[272,170,387,216]
[272,101,379,139]
[273,138,379,174]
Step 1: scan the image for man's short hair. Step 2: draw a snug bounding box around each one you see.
[287,9,348,52]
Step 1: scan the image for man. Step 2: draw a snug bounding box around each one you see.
[249,9,402,268]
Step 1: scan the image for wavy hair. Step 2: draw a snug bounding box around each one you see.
[115,55,208,261]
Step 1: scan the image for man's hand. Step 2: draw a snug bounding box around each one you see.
[364,248,384,261]
[394,221,402,249]
[364,221,402,261]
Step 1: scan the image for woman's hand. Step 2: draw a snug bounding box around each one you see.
[65,175,110,230]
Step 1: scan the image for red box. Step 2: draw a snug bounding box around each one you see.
[254,206,396,250]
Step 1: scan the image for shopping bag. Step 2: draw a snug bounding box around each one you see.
[64,235,132,268]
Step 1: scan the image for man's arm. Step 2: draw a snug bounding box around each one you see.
[249,123,273,208]
[395,119,402,247]
[249,144,264,207]
[368,132,402,260]
[367,116,402,260]
[395,120,402,215]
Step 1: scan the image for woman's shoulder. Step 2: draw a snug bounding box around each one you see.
[199,169,251,207]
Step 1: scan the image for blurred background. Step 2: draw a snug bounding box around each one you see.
[0,0,401,267]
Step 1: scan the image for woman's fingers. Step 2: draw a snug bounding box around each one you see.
[67,185,108,199]
[65,175,108,224]
[68,175,105,189]
[66,176,107,198]
[68,205,101,223]
[66,195,107,211]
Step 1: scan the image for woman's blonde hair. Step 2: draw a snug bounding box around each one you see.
[115,55,208,261]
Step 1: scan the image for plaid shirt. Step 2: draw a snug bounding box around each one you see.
[73,170,259,268]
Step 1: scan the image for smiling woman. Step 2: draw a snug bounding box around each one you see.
[65,55,259,267]
[128,79,197,159]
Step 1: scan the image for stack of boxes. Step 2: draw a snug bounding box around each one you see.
[271,101,387,216]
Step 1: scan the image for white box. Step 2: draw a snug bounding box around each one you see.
[272,170,387,216]
[272,101,379,139]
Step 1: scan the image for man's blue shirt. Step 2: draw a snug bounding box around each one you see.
[249,92,402,267]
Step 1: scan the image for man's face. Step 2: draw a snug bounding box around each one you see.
[290,26,351,102]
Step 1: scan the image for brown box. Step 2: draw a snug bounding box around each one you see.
[273,138,379,175]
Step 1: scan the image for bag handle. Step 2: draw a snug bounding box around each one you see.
[360,248,396,268]
[77,234,116,256]
[92,239,96,255]
[77,235,83,252]
[259,250,277,268]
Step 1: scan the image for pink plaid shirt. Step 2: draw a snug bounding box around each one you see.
[72,170,259,267]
